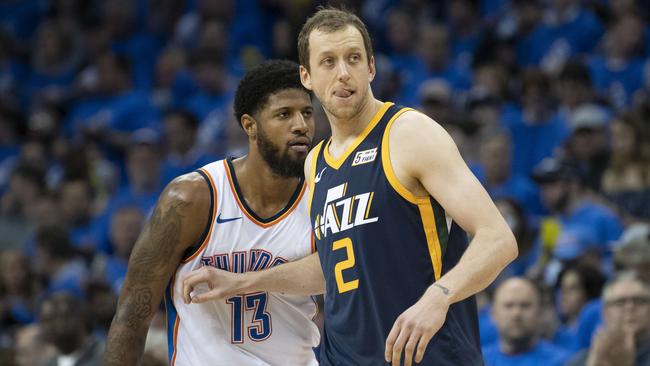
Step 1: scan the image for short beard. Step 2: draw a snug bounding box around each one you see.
[256,127,304,178]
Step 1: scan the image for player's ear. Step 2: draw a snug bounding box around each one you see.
[300,65,313,91]
[241,114,257,139]
[368,55,376,82]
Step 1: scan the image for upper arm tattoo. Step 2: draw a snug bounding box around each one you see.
[128,199,191,282]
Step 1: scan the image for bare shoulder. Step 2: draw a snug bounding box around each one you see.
[390,109,448,144]
[161,172,211,209]
[388,110,459,180]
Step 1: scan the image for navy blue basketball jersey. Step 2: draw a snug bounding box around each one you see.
[308,102,482,365]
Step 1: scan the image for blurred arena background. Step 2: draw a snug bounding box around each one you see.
[0,0,649,365]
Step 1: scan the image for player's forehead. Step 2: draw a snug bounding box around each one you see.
[309,25,366,58]
[263,88,312,113]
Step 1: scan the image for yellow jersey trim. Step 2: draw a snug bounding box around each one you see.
[380,108,442,280]
[418,202,443,280]
[323,102,393,170]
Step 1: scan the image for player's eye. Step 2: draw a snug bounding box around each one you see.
[349,54,361,63]
[302,109,313,118]
[278,112,289,119]
[321,58,334,67]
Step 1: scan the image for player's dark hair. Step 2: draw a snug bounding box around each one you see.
[233,59,307,127]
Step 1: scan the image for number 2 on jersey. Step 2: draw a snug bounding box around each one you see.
[333,237,359,293]
[226,292,271,343]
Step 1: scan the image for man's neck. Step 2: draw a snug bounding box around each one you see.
[326,96,385,157]
[232,156,301,219]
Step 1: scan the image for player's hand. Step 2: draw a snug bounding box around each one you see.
[181,266,248,304]
[385,285,450,366]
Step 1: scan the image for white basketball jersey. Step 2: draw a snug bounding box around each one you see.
[165,159,319,366]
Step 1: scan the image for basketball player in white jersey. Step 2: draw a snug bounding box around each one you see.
[104,59,320,365]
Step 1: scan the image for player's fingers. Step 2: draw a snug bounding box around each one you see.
[391,326,411,366]
[414,331,434,363]
[181,268,211,304]
[385,320,402,362]
[191,288,224,303]
[402,331,421,366]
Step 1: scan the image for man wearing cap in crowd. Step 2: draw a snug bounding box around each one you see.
[531,157,622,278]
[565,104,611,191]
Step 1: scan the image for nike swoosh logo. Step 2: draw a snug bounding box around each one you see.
[314,167,327,183]
[216,213,243,224]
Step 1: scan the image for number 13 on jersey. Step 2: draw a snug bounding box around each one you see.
[226,292,272,343]
[333,238,359,293]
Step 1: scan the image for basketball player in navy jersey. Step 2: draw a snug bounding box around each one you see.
[182,8,518,366]
[104,60,321,365]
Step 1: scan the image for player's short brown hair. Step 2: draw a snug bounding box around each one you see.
[297,7,373,71]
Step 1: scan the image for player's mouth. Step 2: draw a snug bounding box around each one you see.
[288,136,311,153]
[333,88,355,99]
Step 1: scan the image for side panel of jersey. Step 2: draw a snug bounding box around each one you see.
[166,159,319,366]
[309,103,482,365]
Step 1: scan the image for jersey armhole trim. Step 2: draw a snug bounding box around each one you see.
[181,168,218,263]
[380,107,429,205]
[307,140,324,214]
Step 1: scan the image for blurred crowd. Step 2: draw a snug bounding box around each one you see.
[0,0,649,365]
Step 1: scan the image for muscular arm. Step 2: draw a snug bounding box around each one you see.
[384,111,518,365]
[390,111,517,303]
[104,173,210,365]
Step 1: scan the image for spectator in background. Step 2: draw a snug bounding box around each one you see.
[588,15,648,110]
[564,104,611,191]
[13,324,58,366]
[476,130,543,216]
[383,6,423,105]
[39,292,104,366]
[103,129,162,220]
[418,78,454,125]
[150,46,187,110]
[102,0,162,90]
[84,279,117,340]
[554,61,598,119]
[92,205,144,292]
[495,198,540,279]
[602,113,650,220]
[408,22,471,105]
[1,165,45,220]
[66,52,159,143]
[567,273,650,366]
[28,19,80,106]
[573,223,650,351]
[0,250,40,329]
[506,69,570,178]
[531,158,622,271]
[446,0,482,69]
[540,0,604,72]
[483,277,571,366]
[58,179,104,254]
[34,226,87,297]
[554,263,606,348]
[161,109,212,184]
[178,49,234,155]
